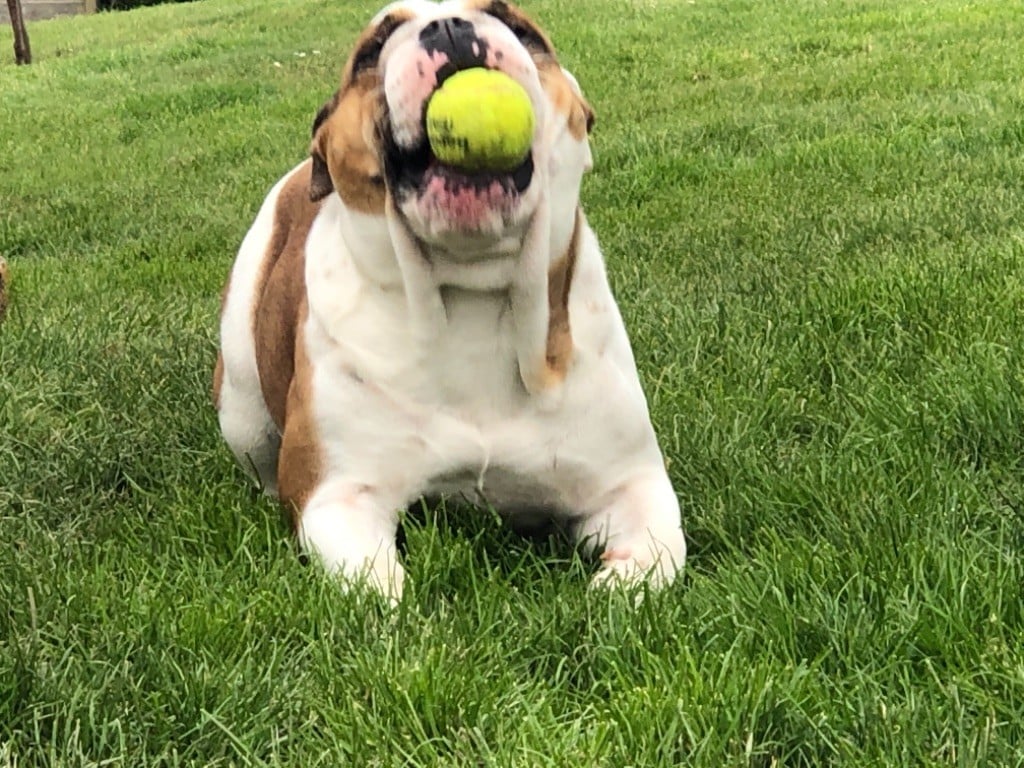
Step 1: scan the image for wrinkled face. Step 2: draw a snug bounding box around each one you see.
[310,0,594,248]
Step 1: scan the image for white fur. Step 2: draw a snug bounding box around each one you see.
[292,192,687,599]
[217,2,686,599]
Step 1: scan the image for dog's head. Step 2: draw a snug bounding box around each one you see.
[310,0,594,251]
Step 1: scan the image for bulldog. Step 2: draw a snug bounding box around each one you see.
[213,0,686,600]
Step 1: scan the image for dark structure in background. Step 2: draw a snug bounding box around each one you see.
[2,0,95,23]
[99,0,196,8]
[3,0,199,62]
[0,0,195,22]
[5,0,31,64]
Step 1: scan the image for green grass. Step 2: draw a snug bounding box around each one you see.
[2,0,1024,764]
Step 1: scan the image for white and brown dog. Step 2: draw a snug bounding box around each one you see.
[214,0,686,600]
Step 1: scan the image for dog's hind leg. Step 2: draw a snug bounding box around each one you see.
[215,354,281,497]
[214,171,302,497]
[214,247,280,496]
[215,277,282,496]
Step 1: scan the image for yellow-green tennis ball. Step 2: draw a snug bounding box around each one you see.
[425,68,535,172]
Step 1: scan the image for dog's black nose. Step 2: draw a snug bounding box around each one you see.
[419,16,488,78]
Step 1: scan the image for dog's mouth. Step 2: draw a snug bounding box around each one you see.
[387,138,534,200]
[380,67,538,235]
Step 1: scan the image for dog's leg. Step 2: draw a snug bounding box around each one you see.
[576,468,687,590]
[296,479,405,603]
[276,322,407,603]
[217,368,281,497]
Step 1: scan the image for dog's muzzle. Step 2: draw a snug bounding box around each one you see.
[379,14,544,235]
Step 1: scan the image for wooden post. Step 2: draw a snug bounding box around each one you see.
[6,0,31,65]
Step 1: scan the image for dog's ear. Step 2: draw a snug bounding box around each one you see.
[309,96,338,202]
[581,99,596,135]
[561,67,596,136]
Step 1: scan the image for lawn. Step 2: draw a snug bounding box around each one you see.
[2,0,1024,764]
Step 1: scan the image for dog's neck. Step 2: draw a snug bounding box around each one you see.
[320,190,575,396]
[378,190,567,395]
[370,197,558,285]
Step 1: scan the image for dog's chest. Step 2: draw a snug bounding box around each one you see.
[434,287,539,408]
[336,283,527,412]
[308,283,598,511]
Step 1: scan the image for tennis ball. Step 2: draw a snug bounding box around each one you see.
[425,68,534,172]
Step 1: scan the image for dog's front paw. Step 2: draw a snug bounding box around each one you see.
[366,551,406,603]
[324,548,406,603]
[590,535,683,592]
[349,553,406,604]
[298,493,405,604]
[316,540,406,605]
[577,469,687,594]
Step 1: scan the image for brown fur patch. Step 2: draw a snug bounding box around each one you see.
[546,209,583,378]
[475,1,556,56]
[277,300,321,530]
[212,353,224,408]
[342,8,415,88]
[307,8,417,212]
[313,82,387,215]
[538,63,595,141]
[252,160,323,429]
